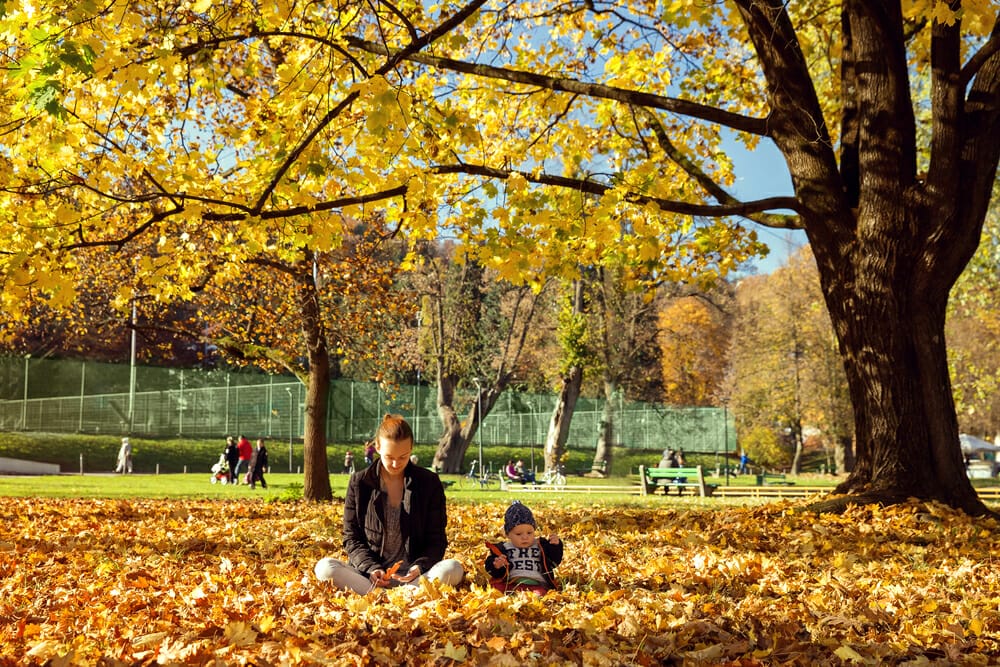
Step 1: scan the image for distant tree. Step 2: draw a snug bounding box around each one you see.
[658,294,731,407]
[418,244,552,473]
[729,249,852,474]
[948,200,1000,440]
[543,262,669,476]
[543,280,588,474]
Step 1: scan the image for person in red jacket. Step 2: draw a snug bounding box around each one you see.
[232,434,253,484]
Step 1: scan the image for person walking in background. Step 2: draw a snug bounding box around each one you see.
[343,450,354,474]
[233,434,253,483]
[314,414,464,594]
[738,450,750,475]
[249,438,268,490]
[114,437,133,474]
[224,435,240,484]
[364,441,376,467]
[484,501,562,595]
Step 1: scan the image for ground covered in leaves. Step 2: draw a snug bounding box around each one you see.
[2,497,1000,666]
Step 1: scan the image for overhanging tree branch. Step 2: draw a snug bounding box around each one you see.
[252,0,490,213]
[429,162,803,224]
[639,108,801,229]
[344,36,770,137]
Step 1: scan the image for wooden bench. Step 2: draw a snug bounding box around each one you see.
[756,472,794,486]
[639,465,717,497]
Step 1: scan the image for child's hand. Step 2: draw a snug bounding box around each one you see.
[485,541,509,569]
[547,535,561,544]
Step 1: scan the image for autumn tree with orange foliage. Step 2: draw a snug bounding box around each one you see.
[729,249,853,475]
[658,294,731,407]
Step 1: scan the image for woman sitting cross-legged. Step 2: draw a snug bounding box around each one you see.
[314,414,464,594]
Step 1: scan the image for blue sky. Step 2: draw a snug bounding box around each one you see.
[726,137,808,274]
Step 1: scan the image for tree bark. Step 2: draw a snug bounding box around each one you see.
[432,373,502,473]
[591,378,615,476]
[736,0,999,515]
[834,435,854,476]
[544,365,582,473]
[545,279,586,473]
[297,263,333,502]
[432,373,462,472]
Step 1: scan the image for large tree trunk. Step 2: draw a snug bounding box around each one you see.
[737,1,999,515]
[544,365,582,473]
[298,263,333,502]
[819,245,985,513]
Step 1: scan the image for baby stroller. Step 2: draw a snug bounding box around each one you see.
[210,454,230,484]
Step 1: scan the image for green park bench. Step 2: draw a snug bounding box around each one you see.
[639,464,717,497]
[756,472,794,486]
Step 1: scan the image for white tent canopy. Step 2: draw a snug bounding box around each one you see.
[960,433,1000,454]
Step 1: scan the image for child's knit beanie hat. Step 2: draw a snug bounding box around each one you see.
[504,500,536,534]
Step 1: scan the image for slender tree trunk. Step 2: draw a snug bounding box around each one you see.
[545,279,586,473]
[790,420,803,475]
[432,375,502,473]
[590,378,615,476]
[834,435,853,476]
[298,266,332,502]
[544,365,582,473]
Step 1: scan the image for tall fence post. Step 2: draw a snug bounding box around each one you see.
[78,361,86,432]
[21,355,29,430]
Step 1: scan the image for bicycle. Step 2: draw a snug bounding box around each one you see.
[537,464,566,489]
[458,460,498,490]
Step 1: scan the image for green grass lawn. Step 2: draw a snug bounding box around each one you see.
[0,471,801,507]
[0,430,849,502]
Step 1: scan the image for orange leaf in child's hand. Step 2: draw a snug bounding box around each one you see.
[485,541,505,557]
[386,560,403,577]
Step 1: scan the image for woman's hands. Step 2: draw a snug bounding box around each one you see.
[369,561,419,587]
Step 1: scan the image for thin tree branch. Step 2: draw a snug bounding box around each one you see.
[430,162,802,225]
[252,0,491,212]
[961,18,1000,89]
[639,109,799,228]
[344,36,771,137]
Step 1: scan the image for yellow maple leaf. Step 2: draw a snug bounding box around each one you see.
[439,642,467,661]
[224,621,257,647]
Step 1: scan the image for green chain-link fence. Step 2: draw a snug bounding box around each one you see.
[0,356,735,453]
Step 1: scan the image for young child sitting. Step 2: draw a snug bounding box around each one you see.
[484,501,562,594]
